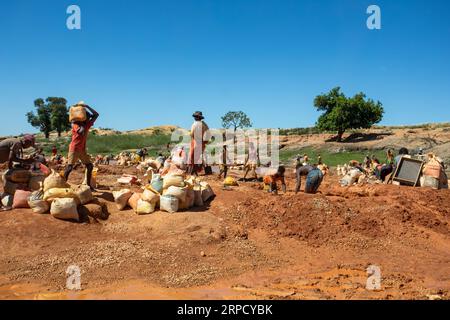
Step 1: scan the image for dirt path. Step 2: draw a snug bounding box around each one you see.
[0,166,449,300]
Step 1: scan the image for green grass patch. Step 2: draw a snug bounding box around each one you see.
[279,147,388,167]
[37,133,172,157]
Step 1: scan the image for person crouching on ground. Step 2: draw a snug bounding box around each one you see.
[377,149,395,182]
[137,148,148,162]
[263,166,287,195]
[295,161,324,194]
[64,103,99,191]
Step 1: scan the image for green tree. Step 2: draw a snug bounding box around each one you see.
[47,97,70,137]
[27,98,52,139]
[314,87,384,142]
[221,111,252,131]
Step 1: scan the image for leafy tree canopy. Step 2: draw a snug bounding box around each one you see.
[314,87,384,141]
[27,97,70,138]
[221,111,252,131]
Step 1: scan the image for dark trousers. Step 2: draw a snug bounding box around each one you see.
[305,169,324,194]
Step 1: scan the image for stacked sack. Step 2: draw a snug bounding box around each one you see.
[161,173,186,213]
[421,154,448,190]
[113,186,160,215]
[2,169,31,197]
[339,168,363,186]
[113,175,215,215]
[1,164,51,209]
[23,170,105,222]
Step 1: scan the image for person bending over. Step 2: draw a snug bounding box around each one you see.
[0,135,37,169]
[263,166,287,195]
[295,163,324,194]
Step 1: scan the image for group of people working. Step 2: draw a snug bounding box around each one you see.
[262,156,325,195]
[2,105,324,212]
[357,147,411,182]
[176,111,326,194]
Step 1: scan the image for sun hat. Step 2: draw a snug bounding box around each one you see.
[192,111,204,120]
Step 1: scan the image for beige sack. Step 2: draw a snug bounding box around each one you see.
[163,175,185,190]
[136,199,156,215]
[44,188,79,203]
[179,188,195,210]
[160,195,179,213]
[72,185,93,205]
[128,193,142,211]
[200,182,214,202]
[28,190,50,214]
[43,170,69,192]
[113,189,133,210]
[51,198,79,221]
[164,186,187,203]
[142,189,160,206]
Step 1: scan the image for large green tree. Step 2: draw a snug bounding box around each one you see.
[314,87,384,142]
[26,97,70,139]
[27,98,52,139]
[47,97,70,137]
[221,111,252,131]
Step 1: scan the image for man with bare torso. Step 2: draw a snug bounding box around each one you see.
[0,135,36,169]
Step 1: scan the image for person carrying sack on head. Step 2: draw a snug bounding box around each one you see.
[188,111,210,175]
[64,101,99,191]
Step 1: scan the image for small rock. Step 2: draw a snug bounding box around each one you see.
[200,251,206,257]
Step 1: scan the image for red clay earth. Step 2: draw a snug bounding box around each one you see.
[0,164,449,300]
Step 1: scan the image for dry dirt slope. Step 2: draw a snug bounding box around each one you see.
[281,126,450,158]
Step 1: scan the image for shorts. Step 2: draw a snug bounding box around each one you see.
[305,169,323,194]
[68,150,91,165]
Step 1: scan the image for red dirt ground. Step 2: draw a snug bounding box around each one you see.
[0,164,449,300]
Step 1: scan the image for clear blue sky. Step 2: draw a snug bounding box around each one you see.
[1,0,449,136]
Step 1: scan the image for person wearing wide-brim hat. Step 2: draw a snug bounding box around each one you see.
[192,111,205,120]
[188,111,210,175]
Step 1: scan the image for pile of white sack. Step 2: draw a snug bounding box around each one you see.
[113,175,215,215]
